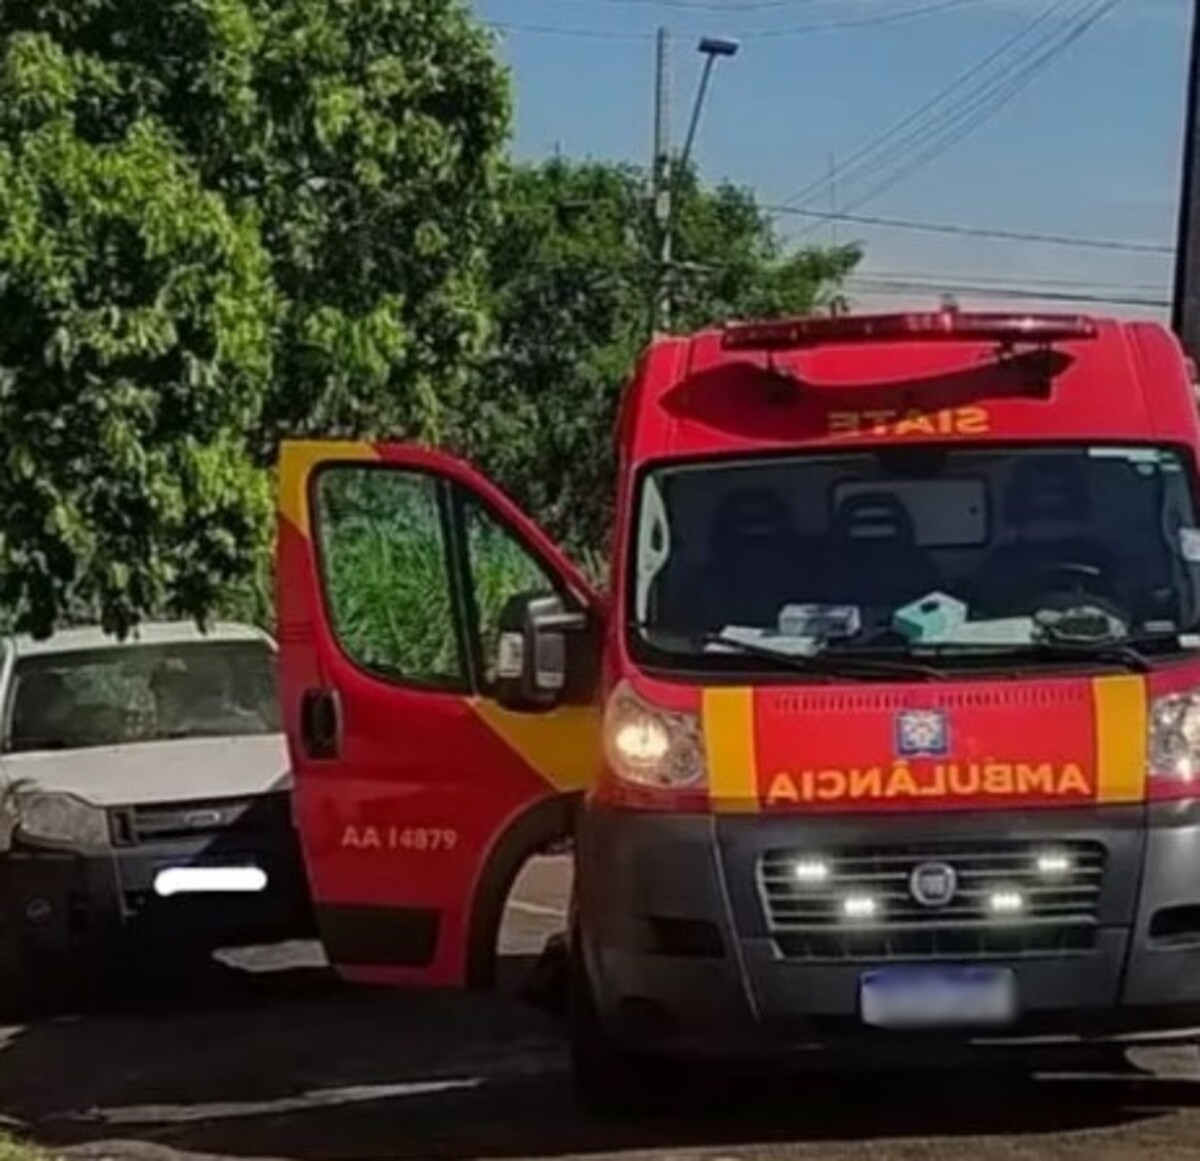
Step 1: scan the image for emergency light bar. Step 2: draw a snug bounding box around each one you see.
[721,310,1099,352]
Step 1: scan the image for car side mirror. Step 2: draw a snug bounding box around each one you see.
[495,592,587,712]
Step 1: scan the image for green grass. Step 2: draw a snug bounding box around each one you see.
[0,1132,48,1161]
[317,467,556,682]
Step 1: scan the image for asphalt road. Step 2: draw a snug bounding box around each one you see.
[4,856,1200,1161]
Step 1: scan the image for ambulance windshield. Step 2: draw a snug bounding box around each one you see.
[630,444,1200,668]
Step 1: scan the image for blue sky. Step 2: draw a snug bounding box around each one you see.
[472,0,1189,315]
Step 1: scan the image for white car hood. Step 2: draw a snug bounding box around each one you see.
[0,734,291,807]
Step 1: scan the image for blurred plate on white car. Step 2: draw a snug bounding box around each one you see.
[153,866,268,897]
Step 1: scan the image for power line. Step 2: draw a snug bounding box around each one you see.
[862,268,1168,293]
[742,0,983,38]
[852,283,1167,309]
[781,0,1073,208]
[850,276,1167,309]
[789,0,1120,230]
[484,0,985,41]
[516,188,1170,259]
[512,0,833,12]
[767,205,1173,256]
[821,0,1123,219]
[527,189,1171,258]
[484,19,649,39]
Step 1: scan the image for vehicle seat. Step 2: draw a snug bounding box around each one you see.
[823,492,940,610]
[972,459,1115,615]
[692,487,802,630]
[11,671,73,750]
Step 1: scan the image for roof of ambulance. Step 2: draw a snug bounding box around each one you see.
[621,312,1198,462]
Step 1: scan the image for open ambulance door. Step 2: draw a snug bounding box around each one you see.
[276,441,603,987]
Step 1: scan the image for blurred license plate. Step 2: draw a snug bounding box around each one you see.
[153,866,268,897]
[860,966,1016,1029]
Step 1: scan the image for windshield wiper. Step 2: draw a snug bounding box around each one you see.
[903,638,1153,674]
[638,627,947,681]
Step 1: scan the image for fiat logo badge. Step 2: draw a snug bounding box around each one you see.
[909,861,958,909]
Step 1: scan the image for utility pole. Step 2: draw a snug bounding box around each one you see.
[1173,0,1200,357]
[650,34,739,337]
[650,27,672,336]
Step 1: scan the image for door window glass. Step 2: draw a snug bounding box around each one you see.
[464,499,559,686]
[315,467,464,686]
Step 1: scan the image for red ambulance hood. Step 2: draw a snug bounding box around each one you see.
[696,674,1148,814]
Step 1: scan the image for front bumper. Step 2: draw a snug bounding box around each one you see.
[575,801,1200,1063]
[1,794,314,968]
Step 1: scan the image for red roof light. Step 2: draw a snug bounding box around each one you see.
[721,310,1100,352]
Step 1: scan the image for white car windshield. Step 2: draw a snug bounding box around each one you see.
[6,640,279,753]
[630,444,1200,670]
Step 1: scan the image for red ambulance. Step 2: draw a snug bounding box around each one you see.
[278,309,1200,1111]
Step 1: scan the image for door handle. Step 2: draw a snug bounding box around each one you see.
[300,687,342,760]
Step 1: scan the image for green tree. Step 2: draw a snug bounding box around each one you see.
[0,32,275,637]
[459,158,860,567]
[0,0,510,634]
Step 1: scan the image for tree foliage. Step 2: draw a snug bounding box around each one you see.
[317,465,550,684]
[0,3,858,633]
[0,30,275,636]
[459,159,860,566]
[0,0,510,634]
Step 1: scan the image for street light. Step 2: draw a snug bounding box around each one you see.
[653,34,740,334]
[681,38,740,175]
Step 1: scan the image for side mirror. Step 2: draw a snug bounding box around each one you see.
[495,592,587,712]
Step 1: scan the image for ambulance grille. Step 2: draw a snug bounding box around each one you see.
[758,840,1105,962]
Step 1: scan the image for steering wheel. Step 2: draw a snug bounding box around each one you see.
[1027,563,1130,639]
[1028,561,1110,596]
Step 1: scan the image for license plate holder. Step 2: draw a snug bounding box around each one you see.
[860,965,1017,1030]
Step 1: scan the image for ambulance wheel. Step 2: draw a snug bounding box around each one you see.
[567,935,668,1117]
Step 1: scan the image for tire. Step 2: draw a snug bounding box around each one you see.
[516,931,569,1016]
[566,931,671,1117]
[465,795,579,991]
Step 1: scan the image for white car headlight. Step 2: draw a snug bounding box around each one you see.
[1150,691,1200,785]
[14,791,109,847]
[603,681,706,789]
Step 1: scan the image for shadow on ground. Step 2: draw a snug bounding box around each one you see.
[0,951,1198,1160]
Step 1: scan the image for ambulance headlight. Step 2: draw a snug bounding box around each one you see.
[1150,691,1200,784]
[603,682,706,789]
[12,791,109,848]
